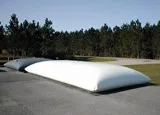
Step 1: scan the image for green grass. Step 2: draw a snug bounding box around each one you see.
[88,57,116,62]
[72,56,116,62]
[126,64,160,85]
[0,60,8,66]
[0,60,8,62]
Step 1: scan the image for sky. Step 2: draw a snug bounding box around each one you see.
[0,0,160,31]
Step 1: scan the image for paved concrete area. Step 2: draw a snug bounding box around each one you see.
[0,67,160,115]
[107,58,160,65]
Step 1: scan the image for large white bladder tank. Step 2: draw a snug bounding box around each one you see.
[25,60,151,92]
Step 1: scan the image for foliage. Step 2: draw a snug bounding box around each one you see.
[0,14,160,59]
[0,22,5,53]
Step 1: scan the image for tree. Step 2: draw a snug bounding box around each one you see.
[41,18,55,57]
[99,24,114,56]
[113,26,121,57]
[141,23,153,58]
[1,14,160,59]
[99,24,108,56]
[18,20,29,56]
[135,19,142,58]
[152,21,160,58]
[0,22,5,54]
[85,27,100,56]
[128,20,142,58]
[5,14,20,59]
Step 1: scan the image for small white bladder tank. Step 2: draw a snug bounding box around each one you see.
[25,60,151,92]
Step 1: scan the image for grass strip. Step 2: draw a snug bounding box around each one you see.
[126,64,160,85]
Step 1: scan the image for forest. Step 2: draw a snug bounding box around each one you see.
[0,14,160,59]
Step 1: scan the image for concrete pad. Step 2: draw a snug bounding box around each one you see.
[0,68,160,115]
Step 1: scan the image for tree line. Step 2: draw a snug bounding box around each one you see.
[0,14,160,59]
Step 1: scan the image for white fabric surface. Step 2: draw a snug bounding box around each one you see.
[25,60,151,92]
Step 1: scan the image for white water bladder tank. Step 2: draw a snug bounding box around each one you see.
[25,60,151,92]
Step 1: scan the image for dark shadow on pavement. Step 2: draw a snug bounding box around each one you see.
[41,75,158,96]
[0,69,6,72]
[21,73,159,96]
[93,83,157,96]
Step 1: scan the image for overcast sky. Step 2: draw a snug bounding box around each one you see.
[0,0,160,31]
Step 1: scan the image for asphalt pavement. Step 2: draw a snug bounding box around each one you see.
[0,67,160,115]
